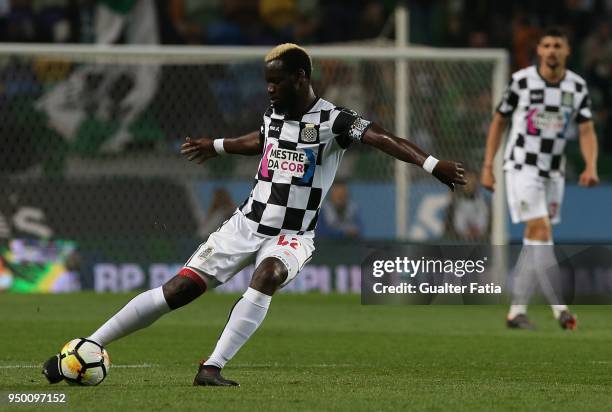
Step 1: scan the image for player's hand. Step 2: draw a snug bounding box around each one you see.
[579,168,599,187]
[480,165,495,192]
[432,160,466,191]
[180,137,217,164]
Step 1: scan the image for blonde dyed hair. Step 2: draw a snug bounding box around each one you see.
[265,43,312,66]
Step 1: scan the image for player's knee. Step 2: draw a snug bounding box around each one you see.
[162,274,205,310]
[250,257,288,294]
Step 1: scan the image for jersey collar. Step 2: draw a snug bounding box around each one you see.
[535,65,566,87]
[279,96,320,121]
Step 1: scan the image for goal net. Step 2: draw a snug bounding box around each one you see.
[0,44,508,272]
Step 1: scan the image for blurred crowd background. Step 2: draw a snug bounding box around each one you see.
[1,0,610,157]
[0,0,610,246]
[1,1,611,293]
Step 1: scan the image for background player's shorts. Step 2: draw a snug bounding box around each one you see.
[505,171,564,224]
[184,211,315,288]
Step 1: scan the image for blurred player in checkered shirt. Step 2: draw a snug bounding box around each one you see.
[44,43,466,387]
[481,27,599,330]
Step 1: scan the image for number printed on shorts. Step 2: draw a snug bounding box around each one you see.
[277,235,300,250]
[549,202,559,219]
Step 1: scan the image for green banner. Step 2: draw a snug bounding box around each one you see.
[0,239,80,293]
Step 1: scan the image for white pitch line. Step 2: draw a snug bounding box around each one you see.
[1,363,350,370]
[232,363,353,368]
[112,364,158,369]
[0,364,157,369]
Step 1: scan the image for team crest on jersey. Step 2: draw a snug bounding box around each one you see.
[299,123,318,143]
[561,91,573,107]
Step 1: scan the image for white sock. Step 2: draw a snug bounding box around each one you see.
[508,304,527,319]
[551,305,568,319]
[204,287,271,369]
[88,286,170,347]
[524,239,568,318]
[508,239,537,318]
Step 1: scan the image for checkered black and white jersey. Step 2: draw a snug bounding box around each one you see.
[497,66,592,178]
[238,97,371,237]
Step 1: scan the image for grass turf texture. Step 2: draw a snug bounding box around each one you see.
[1,293,611,411]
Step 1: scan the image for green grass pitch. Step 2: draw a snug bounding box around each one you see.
[1,292,611,411]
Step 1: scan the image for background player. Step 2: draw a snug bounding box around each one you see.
[481,27,599,329]
[43,43,466,386]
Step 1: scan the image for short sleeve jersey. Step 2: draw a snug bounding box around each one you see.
[497,66,592,178]
[239,97,371,237]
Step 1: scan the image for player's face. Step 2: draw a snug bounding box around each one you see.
[265,60,299,113]
[537,36,570,70]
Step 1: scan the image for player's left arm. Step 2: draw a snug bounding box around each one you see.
[578,120,599,187]
[362,123,467,191]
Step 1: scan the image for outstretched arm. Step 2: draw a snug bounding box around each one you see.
[361,123,466,191]
[578,120,599,187]
[480,112,509,192]
[180,130,263,163]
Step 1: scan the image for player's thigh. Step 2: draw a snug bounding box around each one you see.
[255,234,315,287]
[546,176,565,225]
[185,212,262,287]
[505,172,548,223]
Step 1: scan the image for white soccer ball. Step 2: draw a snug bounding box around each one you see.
[59,338,110,386]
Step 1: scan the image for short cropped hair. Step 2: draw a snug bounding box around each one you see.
[540,26,569,41]
[265,43,312,79]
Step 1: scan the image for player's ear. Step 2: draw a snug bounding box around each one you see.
[296,68,306,84]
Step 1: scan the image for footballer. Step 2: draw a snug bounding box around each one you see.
[481,27,599,330]
[44,43,466,386]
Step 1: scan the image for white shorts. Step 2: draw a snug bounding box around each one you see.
[184,211,315,288]
[505,171,564,224]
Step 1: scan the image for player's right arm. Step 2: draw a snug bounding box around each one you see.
[481,76,518,192]
[480,113,509,192]
[180,130,263,163]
